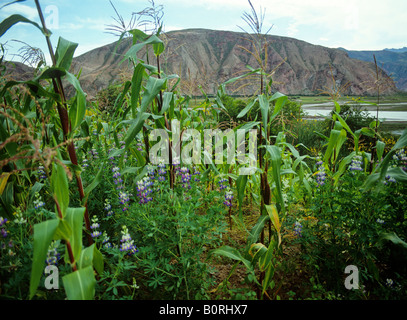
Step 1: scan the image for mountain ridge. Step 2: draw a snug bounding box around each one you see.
[2,28,400,98]
[339,47,407,91]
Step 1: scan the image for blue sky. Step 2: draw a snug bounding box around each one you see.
[1,0,406,65]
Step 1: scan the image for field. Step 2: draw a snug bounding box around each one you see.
[1,2,407,302]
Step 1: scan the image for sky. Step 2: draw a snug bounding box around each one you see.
[1,0,406,65]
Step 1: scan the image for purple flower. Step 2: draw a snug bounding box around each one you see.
[384,175,396,185]
[157,161,167,181]
[136,177,153,204]
[120,226,139,256]
[37,166,47,180]
[104,199,114,217]
[46,241,60,266]
[293,221,302,237]
[0,217,7,227]
[33,193,45,210]
[179,167,192,189]
[349,155,363,173]
[82,157,89,170]
[193,166,201,182]
[218,178,228,190]
[90,216,102,238]
[89,148,99,160]
[112,166,124,189]
[223,189,233,207]
[0,217,7,238]
[393,149,407,172]
[137,139,144,152]
[315,160,326,186]
[102,231,112,249]
[119,191,130,211]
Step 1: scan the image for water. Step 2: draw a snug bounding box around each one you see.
[301,102,407,135]
[303,109,407,122]
[302,102,407,122]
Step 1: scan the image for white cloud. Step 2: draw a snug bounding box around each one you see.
[1,3,38,20]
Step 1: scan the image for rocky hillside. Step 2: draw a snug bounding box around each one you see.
[341,48,407,91]
[71,29,397,98]
[1,60,35,82]
[3,29,399,98]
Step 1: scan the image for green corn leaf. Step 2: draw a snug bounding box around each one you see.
[62,266,96,300]
[265,145,284,211]
[55,37,78,70]
[367,128,407,188]
[376,140,386,162]
[64,207,86,262]
[124,34,163,63]
[0,79,61,101]
[258,94,269,136]
[248,214,270,244]
[51,163,69,218]
[223,66,261,86]
[78,244,104,275]
[66,71,86,132]
[249,243,268,264]
[386,166,407,183]
[333,151,357,184]
[262,261,275,294]
[323,127,347,165]
[124,113,151,150]
[29,219,60,299]
[209,246,251,270]
[36,67,66,80]
[153,41,165,57]
[237,97,258,119]
[259,239,275,272]
[269,95,287,123]
[269,91,286,102]
[53,219,72,241]
[161,91,174,115]
[0,14,47,37]
[210,246,243,261]
[378,232,407,250]
[140,76,167,113]
[131,63,146,117]
[124,76,167,149]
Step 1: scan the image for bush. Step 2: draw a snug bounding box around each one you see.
[294,154,407,299]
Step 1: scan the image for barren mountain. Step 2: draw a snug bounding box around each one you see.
[152,29,397,97]
[1,60,35,82]
[3,29,398,99]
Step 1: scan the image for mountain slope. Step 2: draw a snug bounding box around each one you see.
[71,29,397,99]
[2,29,398,98]
[341,48,407,91]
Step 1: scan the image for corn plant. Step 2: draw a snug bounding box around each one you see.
[0,0,104,299]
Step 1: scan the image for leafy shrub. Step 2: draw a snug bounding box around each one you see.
[295,153,407,299]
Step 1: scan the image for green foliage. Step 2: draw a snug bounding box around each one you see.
[1,0,407,302]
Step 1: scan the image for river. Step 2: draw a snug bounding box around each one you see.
[301,102,407,135]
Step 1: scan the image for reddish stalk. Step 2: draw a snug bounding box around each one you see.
[34,0,93,245]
